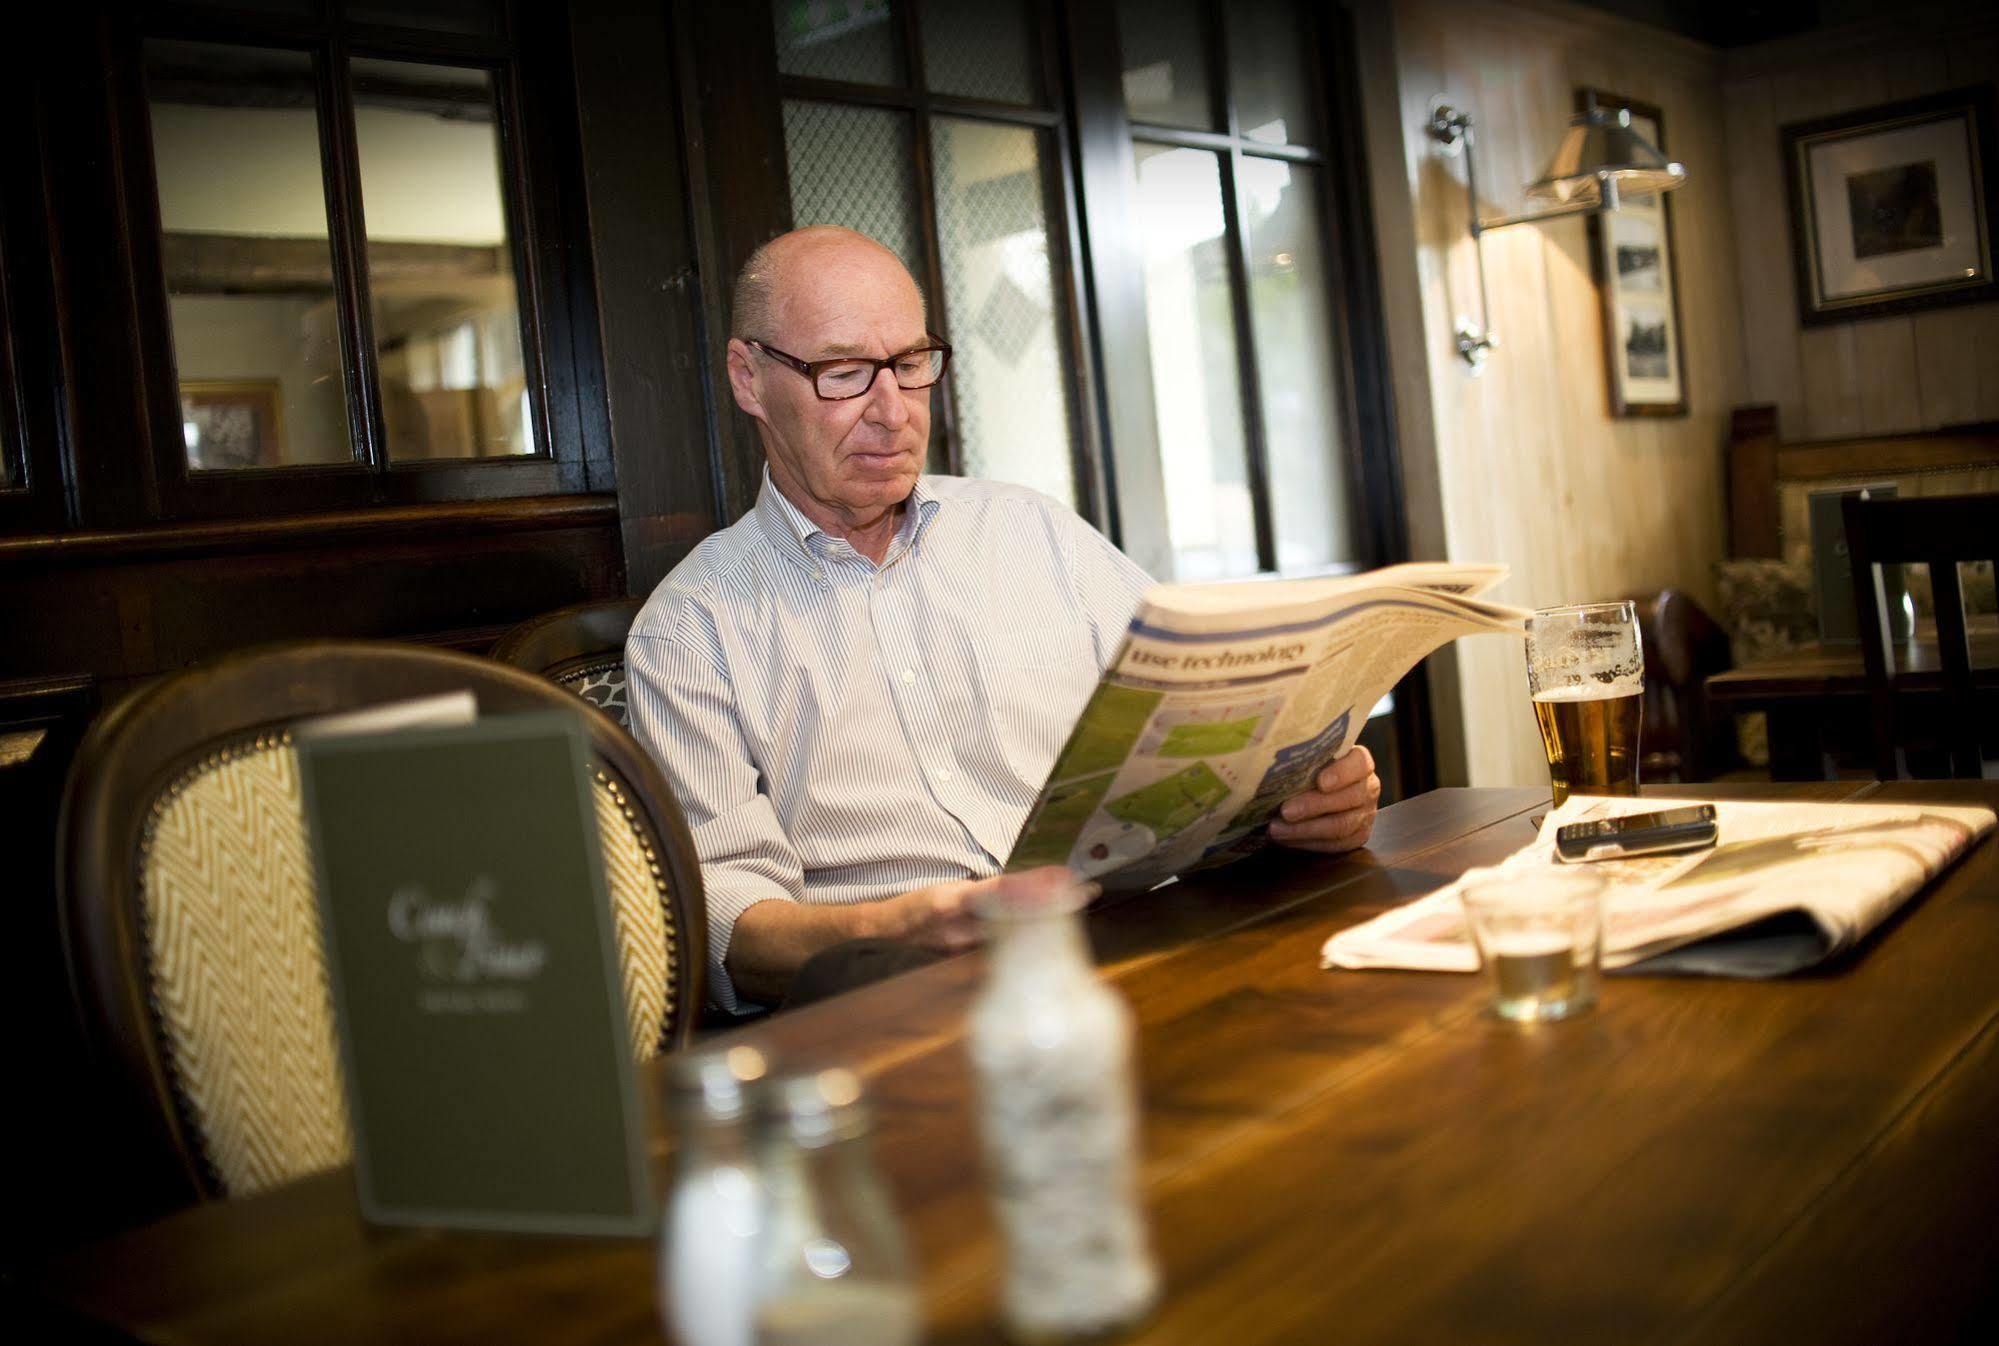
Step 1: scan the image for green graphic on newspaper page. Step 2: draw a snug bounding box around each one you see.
[1047,683,1165,780]
[1104,761,1231,837]
[1136,694,1281,759]
[1009,772,1120,870]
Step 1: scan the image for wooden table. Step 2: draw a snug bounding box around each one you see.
[26,782,1999,1344]
[1706,633,1999,778]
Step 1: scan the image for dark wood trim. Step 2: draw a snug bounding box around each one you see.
[0,493,617,569]
[569,0,732,595]
[1726,404,1783,556]
[1043,0,1110,531]
[0,44,71,534]
[319,33,386,475]
[679,0,793,528]
[42,15,163,531]
[898,0,963,476]
[1579,88,1689,419]
[47,8,606,530]
[145,3,516,62]
[1725,404,1999,557]
[1783,85,1999,327]
[1311,0,1432,793]
[1209,0,1277,573]
[1775,430,1999,480]
[504,0,610,497]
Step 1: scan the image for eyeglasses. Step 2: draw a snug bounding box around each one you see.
[747,337,952,401]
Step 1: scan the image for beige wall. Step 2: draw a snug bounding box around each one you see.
[1723,8,1999,441]
[1361,0,1744,787]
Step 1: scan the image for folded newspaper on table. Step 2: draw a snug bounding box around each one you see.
[1322,794,1997,978]
[1006,562,1527,890]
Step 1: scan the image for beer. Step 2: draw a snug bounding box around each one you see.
[1532,685,1641,807]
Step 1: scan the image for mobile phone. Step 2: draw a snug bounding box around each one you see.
[1554,804,1718,863]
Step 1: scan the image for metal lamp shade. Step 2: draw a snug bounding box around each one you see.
[1524,106,1686,206]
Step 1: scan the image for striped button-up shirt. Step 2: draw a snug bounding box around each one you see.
[627,471,1152,1009]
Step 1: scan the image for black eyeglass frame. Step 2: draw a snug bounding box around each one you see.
[746,336,953,400]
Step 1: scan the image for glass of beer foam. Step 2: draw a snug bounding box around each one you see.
[1525,601,1644,808]
[1458,867,1606,1023]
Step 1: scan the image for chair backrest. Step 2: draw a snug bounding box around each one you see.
[57,641,705,1207]
[490,597,645,728]
[1631,589,1737,783]
[1842,492,1998,779]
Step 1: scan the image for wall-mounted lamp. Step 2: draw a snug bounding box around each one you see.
[1425,93,1687,368]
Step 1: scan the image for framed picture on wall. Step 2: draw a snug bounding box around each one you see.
[1580,89,1687,417]
[1782,85,1997,325]
[180,379,285,471]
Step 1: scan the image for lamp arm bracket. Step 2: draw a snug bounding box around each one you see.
[1472,198,1605,235]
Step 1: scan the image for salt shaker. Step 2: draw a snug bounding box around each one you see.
[968,873,1159,1341]
[658,1046,768,1346]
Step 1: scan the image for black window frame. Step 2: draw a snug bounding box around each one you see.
[106,0,604,523]
[0,67,71,536]
[1119,0,1376,578]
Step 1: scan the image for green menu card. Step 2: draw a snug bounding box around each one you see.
[298,711,652,1236]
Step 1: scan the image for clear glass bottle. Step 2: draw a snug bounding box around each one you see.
[749,1069,920,1346]
[658,1046,769,1346]
[969,875,1159,1342]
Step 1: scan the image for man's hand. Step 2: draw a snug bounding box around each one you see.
[1267,745,1380,854]
[725,866,1080,1001]
[866,865,1079,953]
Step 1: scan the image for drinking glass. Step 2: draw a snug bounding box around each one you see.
[1526,601,1644,808]
[1459,867,1606,1023]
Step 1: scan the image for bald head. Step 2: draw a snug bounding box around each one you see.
[730,226,925,343]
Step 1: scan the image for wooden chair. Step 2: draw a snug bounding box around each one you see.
[1630,590,1738,783]
[1842,492,1998,779]
[57,641,704,1211]
[490,597,645,729]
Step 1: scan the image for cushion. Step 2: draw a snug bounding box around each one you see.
[1714,559,1815,767]
[138,736,675,1196]
[559,661,630,729]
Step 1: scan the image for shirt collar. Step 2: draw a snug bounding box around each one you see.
[752,466,942,576]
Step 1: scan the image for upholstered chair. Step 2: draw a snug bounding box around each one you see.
[58,641,704,1207]
[490,597,645,728]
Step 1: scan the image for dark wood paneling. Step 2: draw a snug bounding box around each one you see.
[568,0,728,596]
[38,12,160,531]
[0,504,623,684]
[677,0,794,527]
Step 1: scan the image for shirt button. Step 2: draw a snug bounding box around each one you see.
[934,768,952,783]
[901,668,916,684]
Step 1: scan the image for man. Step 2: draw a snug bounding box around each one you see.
[627,226,1379,1011]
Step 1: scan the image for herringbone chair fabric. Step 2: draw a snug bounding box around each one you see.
[61,640,706,1208]
[136,735,679,1197]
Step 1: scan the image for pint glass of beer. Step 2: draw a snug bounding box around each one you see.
[1525,601,1643,807]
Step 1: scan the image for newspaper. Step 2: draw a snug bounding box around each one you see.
[1321,794,1997,979]
[1005,562,1528,889]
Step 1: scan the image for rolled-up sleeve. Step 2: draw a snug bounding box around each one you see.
[626,628,801,1012]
